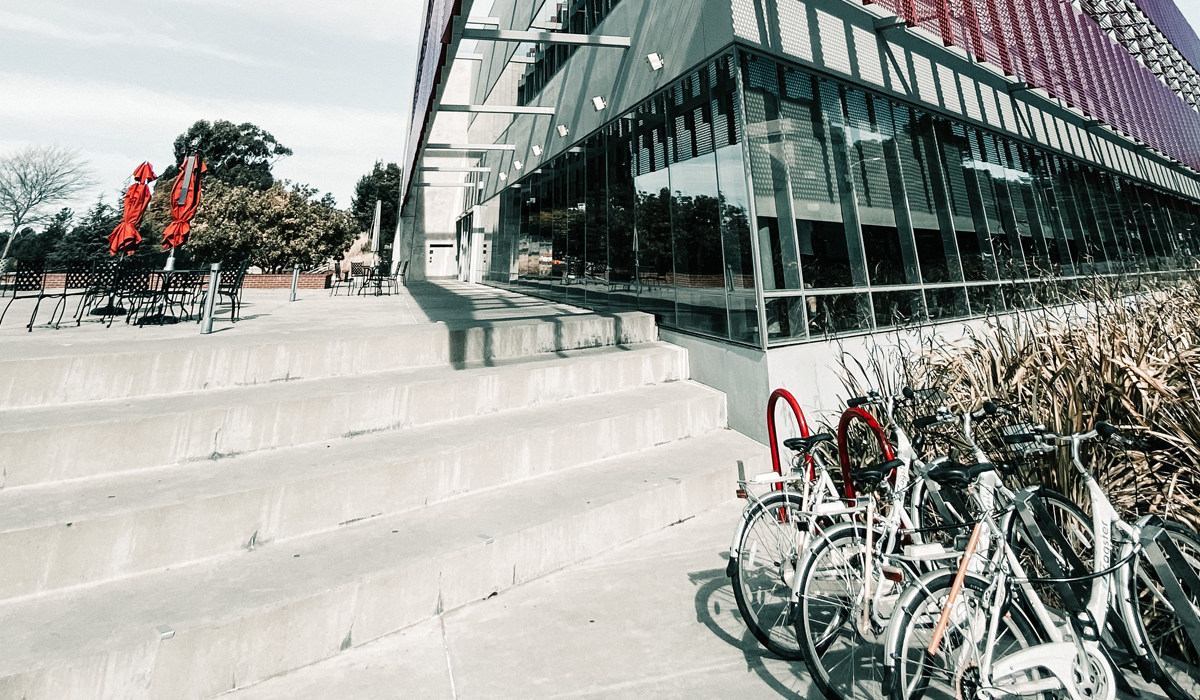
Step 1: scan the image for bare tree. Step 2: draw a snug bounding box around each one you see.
[0,145,96,263]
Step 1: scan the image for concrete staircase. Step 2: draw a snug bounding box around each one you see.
[0,311,768,699]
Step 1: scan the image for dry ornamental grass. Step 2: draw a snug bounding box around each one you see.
[844,275,1200,531]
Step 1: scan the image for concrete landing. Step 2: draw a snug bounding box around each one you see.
[221,500,808,700]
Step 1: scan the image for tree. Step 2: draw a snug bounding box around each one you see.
[186,180,356,272]
[7,209,69,266]
[48,198,122,266]
[0,145,96,263]
[163,120,293,190]
[349,161,401,260]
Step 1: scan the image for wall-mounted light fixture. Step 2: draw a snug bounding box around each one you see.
[556,125,569,137]
[513,160,523,170]
[592,96,607,111]
[532,145,543,156]
[477,182,486,189]
[499,172,507,181]
[647,53,664,71]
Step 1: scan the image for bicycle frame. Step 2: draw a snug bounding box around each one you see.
[934,430,1140,700]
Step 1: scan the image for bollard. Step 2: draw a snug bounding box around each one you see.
[290,264,300,302]
[201,262,221,335]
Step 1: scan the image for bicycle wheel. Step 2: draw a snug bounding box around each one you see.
[1008,487,1096,612]
[795,521,904,700]
[730,491,811,660]
[1127,520,1200,700]
[885,570,1044,700]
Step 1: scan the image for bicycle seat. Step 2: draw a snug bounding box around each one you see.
[928,461,997,489]
[851,458,904,487]
[783,433,834,454]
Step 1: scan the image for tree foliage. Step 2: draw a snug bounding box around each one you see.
[0,145,96,261]
[186,180,356,272]
[349,161,401,256]
[163,120,292,190]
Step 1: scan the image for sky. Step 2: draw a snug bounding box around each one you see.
[0,0,1198,214]
[0,0,426,210]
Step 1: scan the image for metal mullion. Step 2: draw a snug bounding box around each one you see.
[732,46,776,349]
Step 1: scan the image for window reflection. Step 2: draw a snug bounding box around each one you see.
[484,48,1199,347]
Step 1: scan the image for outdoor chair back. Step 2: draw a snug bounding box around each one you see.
[218,261,251,322]
[0,264,47,331]
[48,262,93,328]
[330,260,352,296]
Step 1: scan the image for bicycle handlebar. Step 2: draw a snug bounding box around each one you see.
[1003,421,1140,448]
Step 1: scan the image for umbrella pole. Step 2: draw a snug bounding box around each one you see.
[165,247,176,271]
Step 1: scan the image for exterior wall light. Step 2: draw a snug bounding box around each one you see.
[513,160,523,170]
[532,145,543,156]
[647,53,664,71]
[499,172,507,181]
[477,182,485,189]
[592,96,607,111]
[557,124,569,137]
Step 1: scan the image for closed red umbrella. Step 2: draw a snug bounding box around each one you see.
[107,162,157,255]
[162,154,206,250]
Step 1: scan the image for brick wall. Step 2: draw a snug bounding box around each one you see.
[241,274,331,289]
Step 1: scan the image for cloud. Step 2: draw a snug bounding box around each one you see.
[160,0,425,44]
[0,71,405,208]
[0,10,273,67]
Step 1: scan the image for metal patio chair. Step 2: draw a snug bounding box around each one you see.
[0,264,48,331]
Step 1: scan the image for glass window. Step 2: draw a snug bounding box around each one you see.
[845,90,921,287]
[872,289,926,327]
[969,132,1026,280]
[583,133,609,309]
[807,293,872,336]
[633,94,676,324]
[607,118,639,312]
[765,296,807,342]
[669,66,727,336]
[564,150,586,303]
[967,285,1005,316]
[937,123,1000,282]
[713,55,759,344]
[925,286,968,320]
[900,113,962,283]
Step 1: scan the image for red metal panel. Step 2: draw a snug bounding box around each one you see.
[982,0,1013,74]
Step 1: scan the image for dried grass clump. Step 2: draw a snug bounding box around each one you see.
[907,275,1200,530]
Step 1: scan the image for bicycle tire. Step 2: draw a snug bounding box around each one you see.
[884,569,1045,700]
[1126,519,1200,700]
[729,491,812,660]
[795,521,902,700]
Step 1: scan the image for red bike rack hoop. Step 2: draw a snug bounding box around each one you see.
[766,388,813,488]
[836,407,895,499]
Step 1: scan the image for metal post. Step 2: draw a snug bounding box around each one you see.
[290,264,300,302]
[201,262,221,335]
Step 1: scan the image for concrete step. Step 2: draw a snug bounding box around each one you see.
[0,381,725,600]
[0,312,656,410]
[0,342,687,488]
[0,429,770,700]
[217,500,788,700]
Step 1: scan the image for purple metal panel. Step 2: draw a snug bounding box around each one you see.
[1133,0,1200,76]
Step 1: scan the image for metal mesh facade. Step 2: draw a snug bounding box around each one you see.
[863,0,1200,172]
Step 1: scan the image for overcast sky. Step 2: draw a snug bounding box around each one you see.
[1,0,1198,212]
[0,0,426,210]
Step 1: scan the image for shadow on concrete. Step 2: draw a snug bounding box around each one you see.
[407,281,640,370]
[690,562,817,699]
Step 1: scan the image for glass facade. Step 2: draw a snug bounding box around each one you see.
[485,48,1200,348]
[488,54,760,344]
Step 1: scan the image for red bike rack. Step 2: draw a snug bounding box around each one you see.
[836,407,895,499]
[766,388,813,488]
